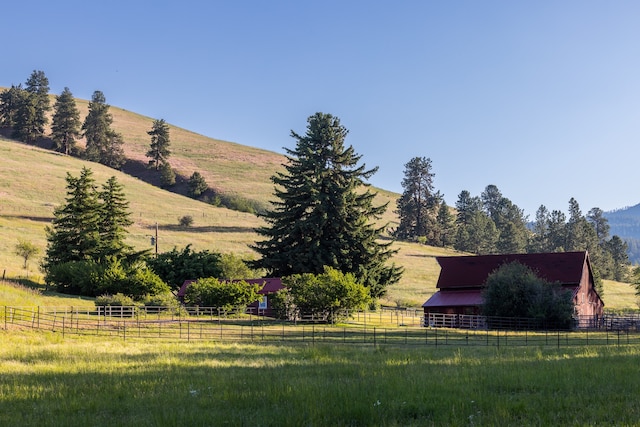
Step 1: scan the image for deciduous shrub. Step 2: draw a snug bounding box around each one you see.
[273,267,370,322]
[482,261,573,329]
[184,277,261,312]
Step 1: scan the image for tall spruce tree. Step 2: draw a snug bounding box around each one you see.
[251,112,402,299]
[146,118,171,170]
[98,176,133,258]
[394,156,442,242]
[51,87,82,155]
[43,167,102,270]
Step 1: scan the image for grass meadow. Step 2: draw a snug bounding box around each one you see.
[2,330,640,426]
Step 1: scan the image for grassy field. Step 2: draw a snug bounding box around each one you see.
[2,330,640,426]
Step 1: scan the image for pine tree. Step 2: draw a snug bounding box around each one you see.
[187,171,208,198]
[51,87,82,155]
[11,91,39,143]
[24,70,50,139]
[434,202,456,247]
[251,112,402,299]
[98,176,133,258]
[159,162,176,187]
[0,84,24,127]
[146,118,171,170]
[394,157,442,242]
[43,167,102,270]
[102,130,126,169]
[82,90,113,163]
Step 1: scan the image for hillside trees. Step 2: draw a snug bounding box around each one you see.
[51,87,82,155]
[3,70,52,143]
[251,112,402,299]
[146,118,171,170]
[82,91,125,169]
[394,156,442,242]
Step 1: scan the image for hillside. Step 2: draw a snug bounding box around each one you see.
[604,204,640,263]
[1,93,637,309]
[0,128,447,308]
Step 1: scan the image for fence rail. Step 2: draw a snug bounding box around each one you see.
[4,306,640,348]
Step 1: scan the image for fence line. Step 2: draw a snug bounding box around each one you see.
[4,306,640,348]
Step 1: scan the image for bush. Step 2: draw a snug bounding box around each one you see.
[279,267,371,322]
[95,293,136,307]
[179,215,194,227]
[46,258,169,299]
[184,277,261,311]
[482,261,573,329]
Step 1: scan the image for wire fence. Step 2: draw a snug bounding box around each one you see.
[4,306,640,348]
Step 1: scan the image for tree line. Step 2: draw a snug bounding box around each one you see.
[0,70,220,206]
[394,156,630,293]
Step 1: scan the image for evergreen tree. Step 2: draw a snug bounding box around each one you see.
[0,84,24,128]
[102,129,126,169]
[606,235,630,282]
[547,209,567,252]
[528,205,550,253]
[251,112,402,299]
[43,167,102,270]
[146,118,171,170]
[587,207,610,244]
[82,90,113,163]
[481,184,503,223]
[51,87,81,155]
[159,162,176,187]
[98,176,133,258]
[433,201,456,247]
[11,90,40,143]
[394,156,442,242]
[453,190,484,253]
[494,198,529,253]
[187,171,208,198]
[24,69,50,139]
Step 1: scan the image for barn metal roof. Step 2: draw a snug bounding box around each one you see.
[422,290,483,308]
[435,251,589,289]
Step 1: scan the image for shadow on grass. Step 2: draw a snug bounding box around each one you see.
[154,224,257,233]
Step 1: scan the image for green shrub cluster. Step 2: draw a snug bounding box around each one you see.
[272,267,370,323]
[184,277,261,311]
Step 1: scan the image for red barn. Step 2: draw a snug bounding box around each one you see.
[178,278,284,316]
[422,251,604,325]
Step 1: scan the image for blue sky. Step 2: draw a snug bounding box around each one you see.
[3,1,640,218]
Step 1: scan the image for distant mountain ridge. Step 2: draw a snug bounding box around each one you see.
[604,204,640,264]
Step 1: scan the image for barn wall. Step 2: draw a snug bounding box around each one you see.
[572,259,604,318]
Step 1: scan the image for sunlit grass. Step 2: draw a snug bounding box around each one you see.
[2,331,640,426]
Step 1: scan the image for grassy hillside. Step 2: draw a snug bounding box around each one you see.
[0,92,637,310]
[0,134,451,307]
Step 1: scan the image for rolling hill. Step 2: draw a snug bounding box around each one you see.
[0,98,460,308]
[0,92,637,310]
